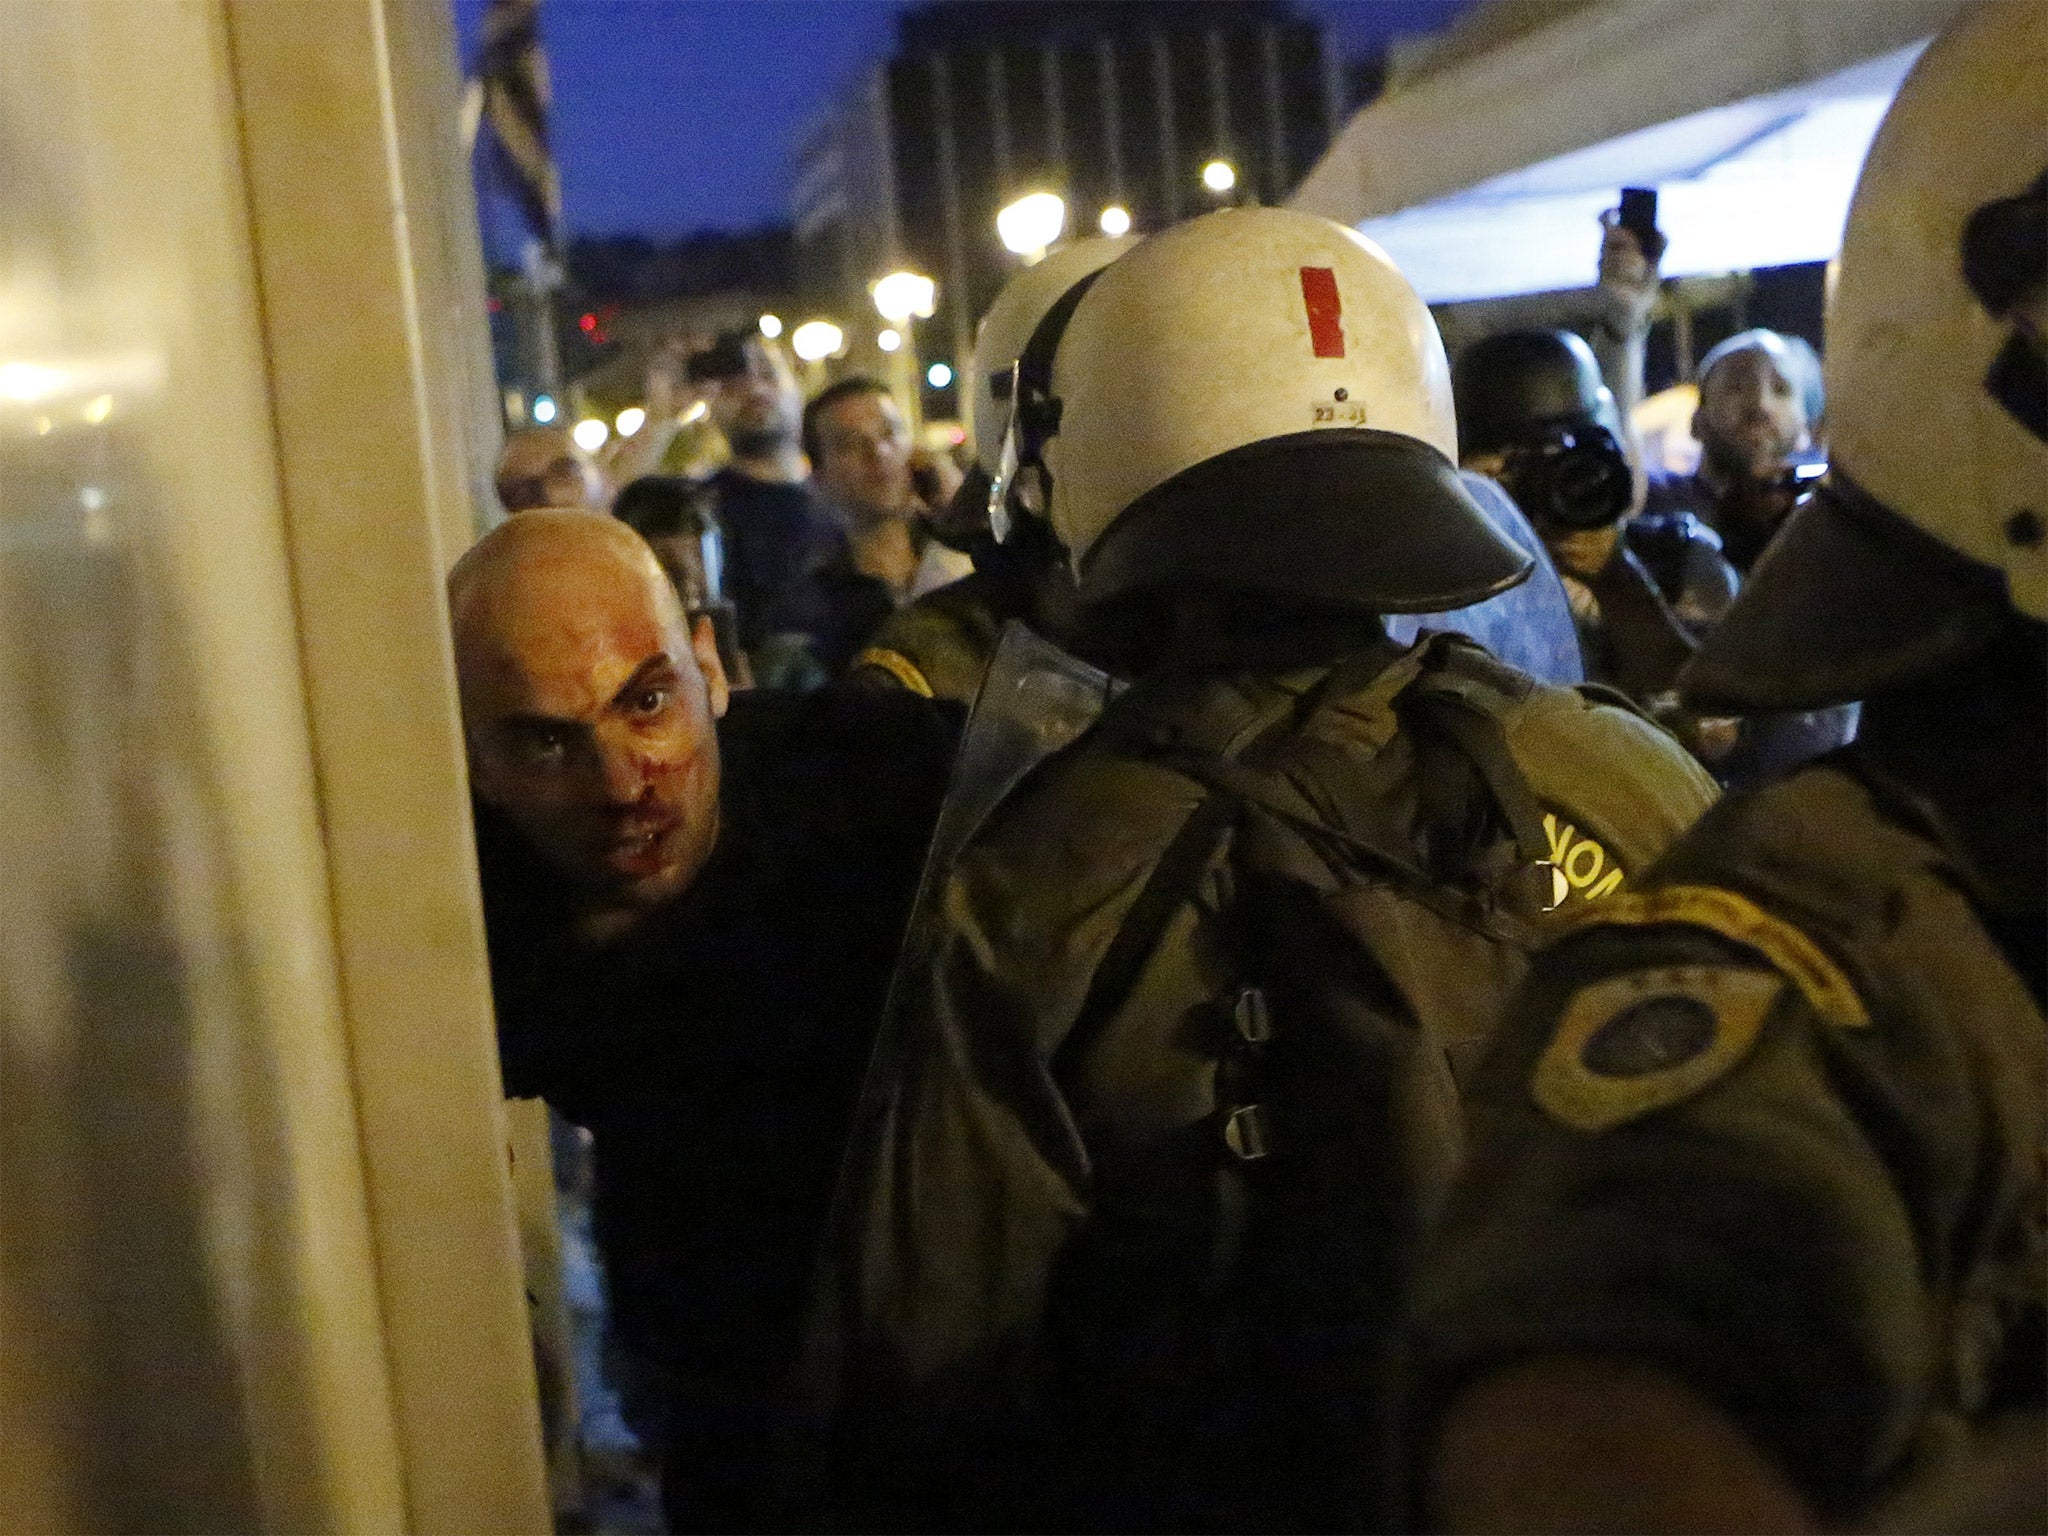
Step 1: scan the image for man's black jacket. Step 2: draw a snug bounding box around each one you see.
[478,686,959,1398]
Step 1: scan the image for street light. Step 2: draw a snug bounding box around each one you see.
[1099,204,1132,237]
[871,270,937,323]
[871,270,938,430]
[615,405,646,437]
[572,417,609,452]
[758,313,784,338]
[926,362,953,389]
[1202,159,1237,194]
[531,394,558,424]
[790,320,845,363]
[997,191,1067,260]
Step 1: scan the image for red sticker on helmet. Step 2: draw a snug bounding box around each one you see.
[1299,266,1344,358]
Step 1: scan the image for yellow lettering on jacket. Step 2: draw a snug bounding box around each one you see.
[1543,813,1625,903]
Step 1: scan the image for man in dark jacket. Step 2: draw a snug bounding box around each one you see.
[451,511,958,1530]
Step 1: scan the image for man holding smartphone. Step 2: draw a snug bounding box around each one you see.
[1591,190,1826,573]
[630,328,853,687]
[1585,193,1851,785]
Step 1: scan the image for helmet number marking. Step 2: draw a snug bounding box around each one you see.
[1299,266,1345,358]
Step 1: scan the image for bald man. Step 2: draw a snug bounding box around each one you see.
[452,513,960,1530]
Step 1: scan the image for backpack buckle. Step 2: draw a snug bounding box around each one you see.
[1222,1103,1272,1162]
[1231,986,1272,1045]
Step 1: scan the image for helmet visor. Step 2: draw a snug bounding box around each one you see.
[987,404,1021,545]
[1679,473,2013,711]
[1079,429,1534,616]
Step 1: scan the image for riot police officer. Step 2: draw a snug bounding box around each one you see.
[805,206,1717,1532]
[1412,6,2046,1528]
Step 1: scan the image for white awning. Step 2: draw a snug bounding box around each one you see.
[1291,0,1960,303]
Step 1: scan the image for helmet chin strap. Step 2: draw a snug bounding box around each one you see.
[988,269,1109,546]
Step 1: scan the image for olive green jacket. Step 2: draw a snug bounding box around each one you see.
[1413,756,2046,1526]
[808,633,1716,1531]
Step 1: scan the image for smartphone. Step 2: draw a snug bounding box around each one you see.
[1618,186,1667,263]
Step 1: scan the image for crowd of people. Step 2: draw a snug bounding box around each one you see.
[461,5,2044,1530]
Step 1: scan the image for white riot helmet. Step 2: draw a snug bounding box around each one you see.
[995,205,1531,615]
[967,235,1133,476]
[1681,0,2048,711]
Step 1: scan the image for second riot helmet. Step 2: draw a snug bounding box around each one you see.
[1680,0,2048,711]
[966,234,1134,477]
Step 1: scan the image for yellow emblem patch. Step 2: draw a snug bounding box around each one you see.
[1531,964,1786,1133]
[1559,884,1869,1028]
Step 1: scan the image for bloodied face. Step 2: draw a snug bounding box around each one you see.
[452,511,730,915]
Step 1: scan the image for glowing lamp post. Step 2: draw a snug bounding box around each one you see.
[790,318,846,392]
[871,269,939,428]
[997,192,1067,263]
[870,270,937,324]
[789,320,844,363]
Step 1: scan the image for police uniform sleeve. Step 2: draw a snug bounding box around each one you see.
[847,579,1005,704]
[1408,901,2041,1518]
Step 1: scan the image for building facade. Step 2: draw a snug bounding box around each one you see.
[794,0,1354,419]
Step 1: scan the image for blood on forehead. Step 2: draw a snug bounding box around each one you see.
[468,572,685,720]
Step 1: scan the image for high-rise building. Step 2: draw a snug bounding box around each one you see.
[794,0,1356,417]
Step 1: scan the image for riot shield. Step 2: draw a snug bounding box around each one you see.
[1388,471,1585,685]
[905,619,1120,952]
[791,624,1119,1496]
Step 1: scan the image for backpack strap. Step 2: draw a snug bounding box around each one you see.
[1405,638,1551,867]
[1051,638,1538,1090]
[1049,792,1241,1085]
[1048,678,1315,1086]
[1050,644,1422,1086]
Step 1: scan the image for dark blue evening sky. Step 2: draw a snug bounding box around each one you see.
[455,0,1476,250]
